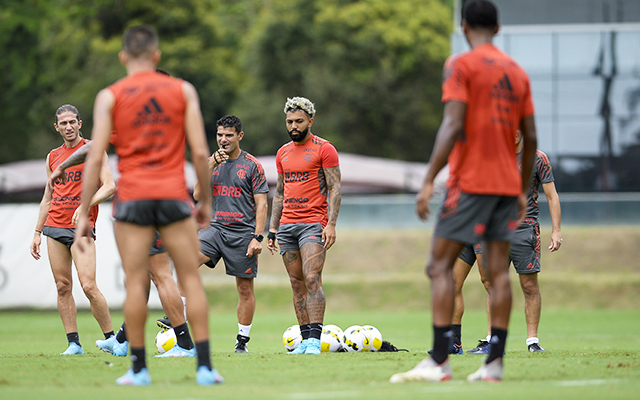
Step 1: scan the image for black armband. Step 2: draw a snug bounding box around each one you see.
[267,231,276,241]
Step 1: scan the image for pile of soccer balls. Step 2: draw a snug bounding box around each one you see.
[282,324,383,353]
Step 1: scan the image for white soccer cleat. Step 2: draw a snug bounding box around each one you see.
[389,357,452,383]
[467,358,503,382]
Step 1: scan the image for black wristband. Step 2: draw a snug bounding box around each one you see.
[267,231,276,240]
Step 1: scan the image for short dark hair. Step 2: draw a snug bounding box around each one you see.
[462,0,498,30]
[216,115,242,134]
[55,104,80,123]
[122,25,158,58]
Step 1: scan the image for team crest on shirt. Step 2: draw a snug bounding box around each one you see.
[303,153,313,162]
[237,169,247,179]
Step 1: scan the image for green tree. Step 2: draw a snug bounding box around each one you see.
[235,0,452,161]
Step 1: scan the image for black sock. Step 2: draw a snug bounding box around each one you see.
[103,330,115,340]
[116,323,127,343]
[174,322,194,350]
[309,323,323,340]
[66,332,80,346]
[195,340,212,370]
[300,324,311,340]
[431,325,452,364]
[486,328,508,364]
[130,347,146,373]
[451,324,462,345]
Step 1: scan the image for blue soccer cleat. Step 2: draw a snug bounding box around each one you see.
[60,342,84,355]
[304,338,321,355]
[196,366,225,386]
[115,368,151,386]
[154,344,196,358]
[287,339,308,355]
[96,335,128,357]
[428,341,463,355]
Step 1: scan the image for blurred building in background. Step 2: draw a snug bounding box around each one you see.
[454,0,640,192]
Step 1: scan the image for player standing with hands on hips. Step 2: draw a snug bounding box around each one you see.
[390,0,537,383]
[267,97,341,355]
[74,25,223,386]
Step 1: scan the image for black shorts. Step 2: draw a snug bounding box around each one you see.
[199,225,258,278]
[458,243,482,266]
[149,230,166,256]
[43,226,95,248]
[435,189,518,245]
[510,224,541,274]
[113,197,193,227]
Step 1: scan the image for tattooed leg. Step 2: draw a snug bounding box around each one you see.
[300,242,326,324]
[283,250,309,325]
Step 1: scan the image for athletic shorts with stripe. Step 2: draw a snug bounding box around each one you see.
[43,226,95,248]
[434,187,519,245]
[276,223,324,255]
[509,224,541,274]
[199,225,258,278]
[458,243,482,266]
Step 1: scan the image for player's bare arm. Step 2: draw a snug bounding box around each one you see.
[75,88,114,252]
[247,192,268,257]
[30,155,54,260]
[47,143,92,191]
[542,181,562,251]
[182,80,212,229]
[322,165,341,250]
[416,100,466,221]
[518,115,538,225]
[267,173,285,254]
[193,148,227,201]
[72,152,115,225]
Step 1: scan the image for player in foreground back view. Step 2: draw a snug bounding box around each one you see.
[390,0,537,382]
[74,25,222,386]
[30,104,115,355]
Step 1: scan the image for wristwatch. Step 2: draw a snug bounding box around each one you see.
[253,234,264,242]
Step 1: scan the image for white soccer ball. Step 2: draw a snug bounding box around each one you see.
[362,325,383,352]
[282,325,302,352]
[155,328,176,353]
[321,324,344,352]
[343,325,372,352]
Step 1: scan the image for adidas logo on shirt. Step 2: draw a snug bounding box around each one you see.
[132,97,171,127]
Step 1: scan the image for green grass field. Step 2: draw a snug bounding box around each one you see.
[1,226,639,399]
[0,309,639,400]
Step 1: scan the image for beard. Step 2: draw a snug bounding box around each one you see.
[288,126,309,142]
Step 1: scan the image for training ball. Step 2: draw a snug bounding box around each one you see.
[155,328,176,353]
[343,325,372,352]
[321,324,344,352]
[362,325,383,352]
[283,325,302,352]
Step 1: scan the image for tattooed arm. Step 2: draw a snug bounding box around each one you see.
[47,143,92,192]
[267,173,285,255]
[322,165,341,250]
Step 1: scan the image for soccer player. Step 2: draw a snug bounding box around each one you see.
[466,130,563,354]
[266,97,342,355]
[74,25,222,385]
[192,115,269,353]
[30,104,115,355]
[390,0,537,383]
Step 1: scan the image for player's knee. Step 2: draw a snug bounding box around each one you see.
[55,278,72,296]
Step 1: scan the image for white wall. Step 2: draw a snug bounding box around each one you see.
[0,203,165,309]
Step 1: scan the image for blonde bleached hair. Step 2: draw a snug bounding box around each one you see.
[284,97,316,118]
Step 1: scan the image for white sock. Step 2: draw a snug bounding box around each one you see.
[182,297,187,321]
[526,337,539,346]
[485,334,491,342]
[238,324,252,337]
